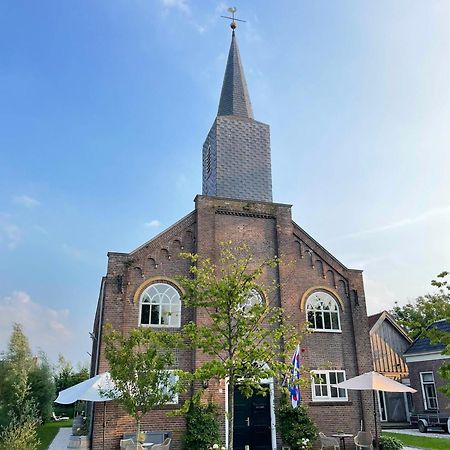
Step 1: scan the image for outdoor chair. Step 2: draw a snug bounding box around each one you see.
[120,438,145,450]
[151,437,171,450]
[354,431,374,450]
[52,412,69,421]
[318,432,339,450]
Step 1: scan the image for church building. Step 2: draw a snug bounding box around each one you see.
[90,24,375,450]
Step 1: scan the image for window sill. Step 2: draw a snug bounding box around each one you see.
[308,401,352,406]
[308,329,342,334]
[139,324,181,329]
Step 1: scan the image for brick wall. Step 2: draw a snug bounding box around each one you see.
[90,196,376,449]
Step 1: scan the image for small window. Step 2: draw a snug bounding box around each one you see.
[311,370,347,402]
[306,291,341,331]
[420,372,438,410]
[139,283,181,328]
[206,144,211,175]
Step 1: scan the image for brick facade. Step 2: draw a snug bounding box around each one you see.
[90,196,376,449]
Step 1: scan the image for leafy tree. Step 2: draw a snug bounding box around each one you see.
[29,352,56,422]
[391,271,450,339]
[103,324,184,450]
[0,324,40,449]
[178,243,304,450]
[54,354,89,393]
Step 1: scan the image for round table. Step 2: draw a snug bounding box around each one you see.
[332,433,353,450]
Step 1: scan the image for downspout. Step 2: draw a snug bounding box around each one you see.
[89,277,106,441]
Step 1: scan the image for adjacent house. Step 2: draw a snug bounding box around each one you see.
[368,311,412,424]
[404,319,450,415]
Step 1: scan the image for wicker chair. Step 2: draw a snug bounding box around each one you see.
[120,438,145,450]
[354,431,374,450]
[318,432,339,450]
[151,438,171,450]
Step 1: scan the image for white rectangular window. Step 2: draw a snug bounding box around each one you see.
[311,370,347,402]
[420,372,438,410]
[161,371,179,405]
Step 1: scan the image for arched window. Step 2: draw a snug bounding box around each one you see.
[239,288,264,314]
[306,291,341,331]
[139,282,181,327]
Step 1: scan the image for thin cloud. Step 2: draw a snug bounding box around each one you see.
[61,243,87,260]
[0,213,22,249]
[144,219,161,228]
[0,291,72,360]
[161,0,191,16]
[334,205,450,240]
[12,194,40,208]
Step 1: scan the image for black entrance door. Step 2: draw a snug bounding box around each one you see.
[233,385,272,450]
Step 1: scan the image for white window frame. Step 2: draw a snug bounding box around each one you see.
[306,291,342,333]
[161,370,179,405]
[139,282,181,328]
[311,370,348,402]
[420,372,438,411]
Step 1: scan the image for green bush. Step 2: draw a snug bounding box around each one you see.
[277,403,317,450]
[379,435,403,450]
[184,399,221,450]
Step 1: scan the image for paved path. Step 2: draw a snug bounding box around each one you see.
[385,427,450,439]
[47,427,72,450]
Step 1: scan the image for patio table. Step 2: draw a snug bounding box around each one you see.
[332,433,353,450]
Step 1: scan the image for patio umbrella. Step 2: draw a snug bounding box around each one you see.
[55,372,116,450]
[335,371,416,448]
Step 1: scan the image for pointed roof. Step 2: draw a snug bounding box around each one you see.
[217,31,254,118]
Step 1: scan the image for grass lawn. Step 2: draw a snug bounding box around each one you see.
[383,431,450,450]
[37,419,73,450]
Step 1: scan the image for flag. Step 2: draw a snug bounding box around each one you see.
[289,344,301,408]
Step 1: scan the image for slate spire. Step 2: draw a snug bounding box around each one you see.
[217,31,254,119]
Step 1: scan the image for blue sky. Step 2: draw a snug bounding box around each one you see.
[1,0,449,365]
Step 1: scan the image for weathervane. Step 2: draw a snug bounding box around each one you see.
[221,7,246,31]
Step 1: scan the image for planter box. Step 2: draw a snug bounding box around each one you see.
[67,435,90,449]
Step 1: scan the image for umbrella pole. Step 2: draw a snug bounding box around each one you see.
[103,402,106,450]
[373,390,378,448]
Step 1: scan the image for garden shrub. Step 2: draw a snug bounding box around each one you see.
[184,399,221,450]
[379,435,403,450]
[277,403,317,450]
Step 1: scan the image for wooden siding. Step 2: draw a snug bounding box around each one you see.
[370,319,410,379]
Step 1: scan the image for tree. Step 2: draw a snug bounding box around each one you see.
[178,243,304,450]
[0,324,40,449]
[103,324,183,450]
[29,352,56,422]
[391,271,450,339]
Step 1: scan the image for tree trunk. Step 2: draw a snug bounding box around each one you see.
[227,378,234,450]
[136,416,141,450]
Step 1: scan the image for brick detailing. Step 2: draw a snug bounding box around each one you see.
[202,116,273,202]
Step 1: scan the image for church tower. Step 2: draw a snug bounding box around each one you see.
[202,30,273,202]
[90,20,376,450]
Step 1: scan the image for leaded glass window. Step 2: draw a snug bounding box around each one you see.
[139,283,181,327]
[306,291,341,331]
